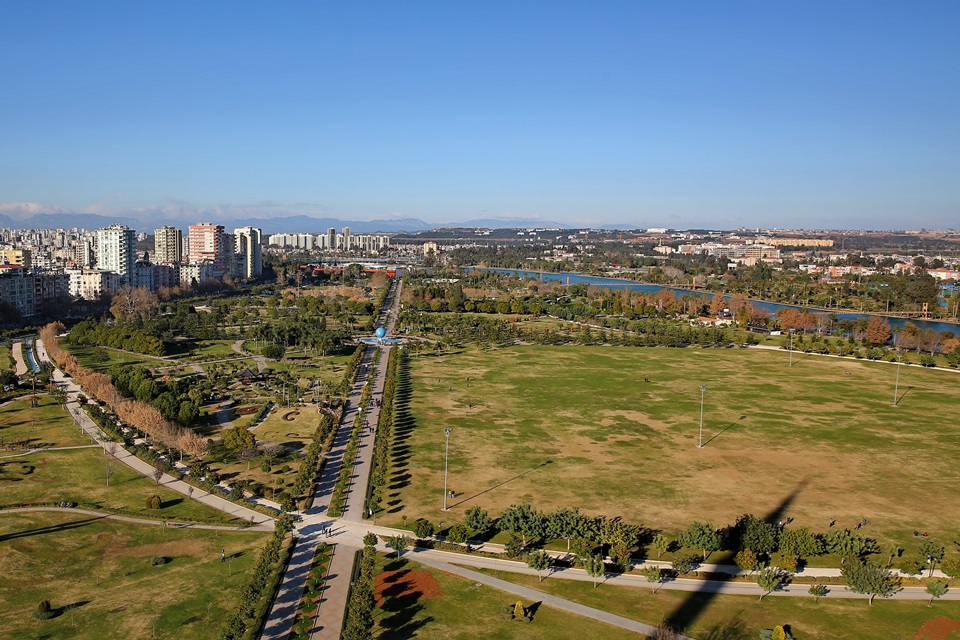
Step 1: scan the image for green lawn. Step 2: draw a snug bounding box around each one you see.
[374,554,644,640]
[0,344,14,371]
[0,447,241,523]
[186,340,240,360]
[0,399,240,524]
[0,395,91,448]
[0,511,267,639]
[474,567,960,640]
[63,344,170,372]
[392,345,960,554]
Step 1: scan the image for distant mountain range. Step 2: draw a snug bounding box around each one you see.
[0,204,578,234]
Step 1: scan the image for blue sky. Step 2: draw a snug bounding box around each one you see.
[1,1,958,229]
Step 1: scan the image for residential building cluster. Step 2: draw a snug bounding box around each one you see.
[267,227,390,254]
[0,223,264,319]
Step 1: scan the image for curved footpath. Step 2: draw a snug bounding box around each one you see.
[33,338,274,529]
[11,341,29,376]
[0,505,269,531]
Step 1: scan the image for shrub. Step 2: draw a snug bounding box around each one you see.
[32,600,55,620]
[260,462,271,473]
[145,495,162,510]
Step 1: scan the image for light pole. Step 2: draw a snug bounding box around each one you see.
[442,428,452,510]
[789,329,794,367]
[697,385,706,448]
[893,350,902,407]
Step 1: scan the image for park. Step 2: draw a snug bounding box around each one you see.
[391,344,960,555]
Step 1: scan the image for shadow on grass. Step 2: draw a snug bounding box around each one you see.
[895,385,914,406]
[701,415,747,448]
[0,515,105,543]
[663,478,809,634]
[449,460,553,510]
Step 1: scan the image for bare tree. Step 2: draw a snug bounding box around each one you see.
[101,457,117,487]
[152,462,164,486]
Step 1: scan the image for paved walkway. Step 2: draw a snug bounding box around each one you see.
[259,278,403,640]
[232,339,268,373]
[34,338,274,530]
[11,341,28,376]
[413,551,692,639]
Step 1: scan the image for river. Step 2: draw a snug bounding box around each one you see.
[475,268,960,335]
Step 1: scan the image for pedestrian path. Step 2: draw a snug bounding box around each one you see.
[0,505,270,531]
[259,278,402,640]
[35,339,274,529]
[311,543,357,640]
[11,341,28,376]
[412,551,693,640]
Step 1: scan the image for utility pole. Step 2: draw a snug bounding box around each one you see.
[893,350,902,407]
[698,385,707,448]
[442,428,452,510]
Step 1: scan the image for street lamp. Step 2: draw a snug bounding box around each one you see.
[789,329,795,367]
[697,385,707,449]
[893,350,902,407]
[442,428,452,510]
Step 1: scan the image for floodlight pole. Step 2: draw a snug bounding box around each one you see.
[442,428,452,510]
[698,385,706,449]
[893,351,902,407]
[789,330,794,367]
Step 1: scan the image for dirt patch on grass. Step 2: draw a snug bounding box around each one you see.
[375,569,442,606]
[914,617,960,640]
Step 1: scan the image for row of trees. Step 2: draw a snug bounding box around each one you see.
[40,323,206,457]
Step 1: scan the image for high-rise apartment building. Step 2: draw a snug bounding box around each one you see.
[96,224,137,287]
[188,222,226,270]
[234,227,263,279]
[327,228,336,251]
[154,226,183,263]
[0,248,31,268]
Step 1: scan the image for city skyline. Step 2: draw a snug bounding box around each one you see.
[2,2,958,230]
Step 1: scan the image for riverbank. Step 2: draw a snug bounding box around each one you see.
[472,267,960,333]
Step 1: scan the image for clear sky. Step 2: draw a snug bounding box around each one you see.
[1,1,958,229]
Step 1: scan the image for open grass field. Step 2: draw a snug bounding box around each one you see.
[0,400,240,523]
[0,447,242,523]
[63,343,170,372]
[373,554,642,640]
[477,567,960,640]
[0,511,266,639]
[0,395,91,448]
[392,345,960,552]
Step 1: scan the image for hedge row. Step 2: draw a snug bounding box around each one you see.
[366,346,401,515]
[218,514,296,640]
[288,411,337,510]
[327,355,376,517]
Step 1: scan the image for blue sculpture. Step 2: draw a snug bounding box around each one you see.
[375,327,386,339]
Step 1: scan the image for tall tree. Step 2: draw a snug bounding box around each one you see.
[681,521,721,561]
[497,503,546,547]
[465,505,491,536]
[583,554,606,588]
[865,316,892,345]
[757,567,787,602]
[926,579,948,606]
[526,550,552,582]
[918,540,945,577]
[842,560,899,605]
